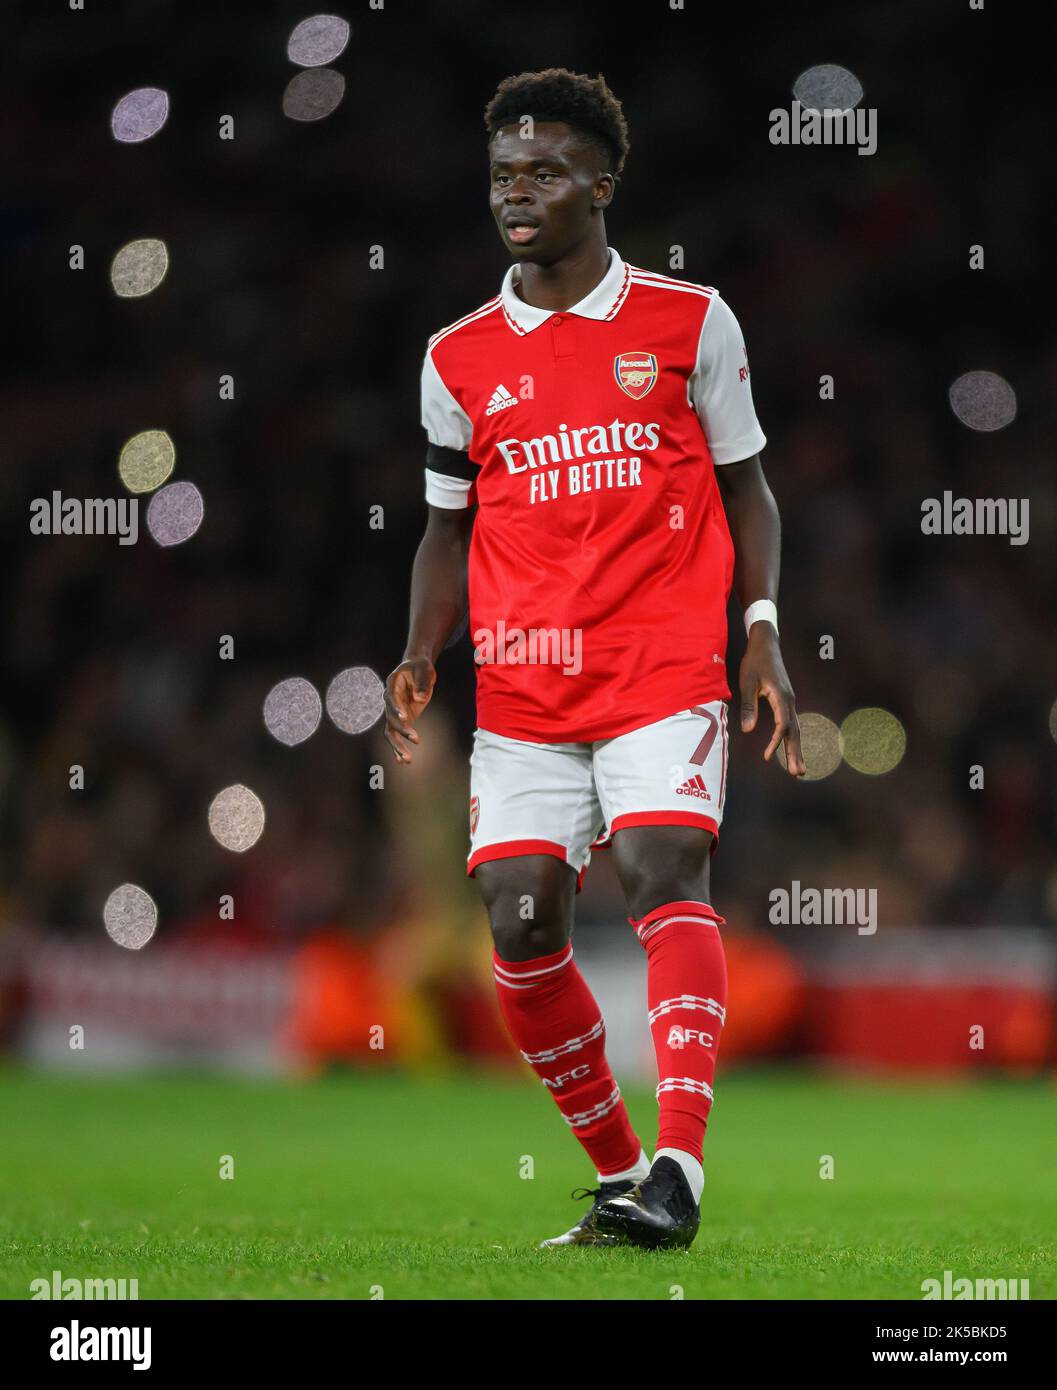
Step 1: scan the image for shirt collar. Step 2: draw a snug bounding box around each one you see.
[500,247,630,334]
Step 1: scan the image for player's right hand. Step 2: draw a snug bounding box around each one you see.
[383,657,436,764]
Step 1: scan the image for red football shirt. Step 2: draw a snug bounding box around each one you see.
[422,248,766,742]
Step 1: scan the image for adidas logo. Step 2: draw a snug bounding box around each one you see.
[485,383,519,416]
[675,774,711,801]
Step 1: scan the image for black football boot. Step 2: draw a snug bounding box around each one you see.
[591,1157,700,1249]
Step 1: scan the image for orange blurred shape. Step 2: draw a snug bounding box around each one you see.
[992,994,1054,1071]
[720,930,805,1060]
[284,928,417,1066]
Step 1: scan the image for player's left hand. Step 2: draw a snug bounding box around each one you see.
[738,624,805,776]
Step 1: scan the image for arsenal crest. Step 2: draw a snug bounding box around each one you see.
[614,351,657,400]
[469,795,480,834]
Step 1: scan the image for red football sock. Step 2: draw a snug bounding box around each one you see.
[629,900,727,1163]
[492,943,643,1177]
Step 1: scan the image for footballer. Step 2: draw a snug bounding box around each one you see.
[385,68,804,1249]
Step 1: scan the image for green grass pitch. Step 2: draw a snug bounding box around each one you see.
[1,1066,1053,1300]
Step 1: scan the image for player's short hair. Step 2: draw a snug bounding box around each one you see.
[484,68,629,179]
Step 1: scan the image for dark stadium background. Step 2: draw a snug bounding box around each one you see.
[2,0,1055,1078]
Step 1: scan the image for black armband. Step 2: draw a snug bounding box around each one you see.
[426,442,478,482]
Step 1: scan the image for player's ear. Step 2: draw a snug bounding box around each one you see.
[594,173,615,209]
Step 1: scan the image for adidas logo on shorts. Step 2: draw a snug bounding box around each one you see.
[676,774,711,801]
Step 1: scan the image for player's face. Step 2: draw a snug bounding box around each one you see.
[489,122,611,265]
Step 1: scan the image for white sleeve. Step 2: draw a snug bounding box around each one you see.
[424,468,473,509]
[421,348,472,451]
[421,346,475,508]
[688,294,767,464]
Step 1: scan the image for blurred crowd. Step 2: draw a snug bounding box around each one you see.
[2,0,1054,1045]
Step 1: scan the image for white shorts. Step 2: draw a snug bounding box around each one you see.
[467,700,729,890]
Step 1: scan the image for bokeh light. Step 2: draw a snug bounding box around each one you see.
[778,711,843,781]
[118,429,175,493]
[326,666,384,734]
[110,238,169,298]
[103,883,158,950]
[208,784,266,852]
[110,87,170,143]
[263,676,323,746]
[287,14,350,67]
[146,481,204,546]
[948,371,1017,431]
[792,63,863,112]
[282,68,346,121]
[840,707,907,775]
[1048,698,1057,746]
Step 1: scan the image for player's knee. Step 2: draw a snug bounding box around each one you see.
[490,917,567,962]
[475,858,573,961]
[625,869,711,921]
[615,828,713,921]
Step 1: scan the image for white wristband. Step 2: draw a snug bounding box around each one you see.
[744,599,778,636]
